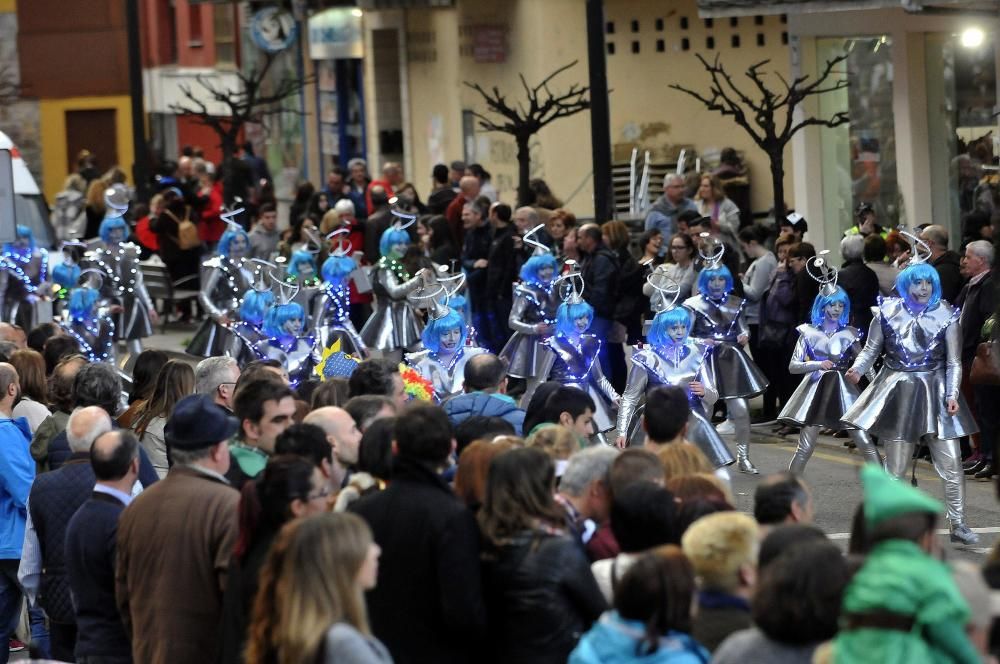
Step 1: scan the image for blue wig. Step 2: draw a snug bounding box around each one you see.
[896,263,942,307]
[263,302,305,338]
[422,308,467,353]
[810,286,851,327]
[99,216,128,244]
[648,306,693,348]
[556,301,594,337]
[321,254,355,284]
[287,250,317,280]
[697,264,734,298]
[240,290,275,327]
[4,225,33,253]
[53,263,81,290]
[379,226,411,258]
[68,287,100,320]
[519,254,559,285]
[218,228,250,257]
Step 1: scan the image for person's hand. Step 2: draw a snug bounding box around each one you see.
[536,323,554,336]
[820,360,835,370]
[615,435,627,449]
[737,334,748,346]
[690,381,705,397]
[149,308,160,324]
[845,368,861,384]
[897,249,911,265]
[109,304,124,314]
[776,261,788,273]
[512,236,524,250]
[218,314,231,327]
[946,398,959,415]
[473,259,488,269]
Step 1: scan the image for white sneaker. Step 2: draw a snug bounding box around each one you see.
[715,419,735,435]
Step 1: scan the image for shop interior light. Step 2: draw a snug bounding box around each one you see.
[961,27,985,49]
[352,8,363,17]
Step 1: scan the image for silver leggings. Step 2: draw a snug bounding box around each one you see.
[126,339,143,357]
[727,398,751,445]
[885,437,965,525]
[788,426,881,474]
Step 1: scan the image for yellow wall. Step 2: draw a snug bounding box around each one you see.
[38,96,133,201]
[395,0,795,218]
[0,0,14,13]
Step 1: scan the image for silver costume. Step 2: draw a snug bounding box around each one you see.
[543,334,620,433]
[0,247,50,329]
[60,314,116,365]
[779,324,881,473]
[683,293,768,473]
[314,282,367,357]
[87,242,154,343]
[253,335,322,387]
[186,255,254,357]
[360,261,425,352]
[617,341,735,468]
[408,346,488,401]
[843,296,977,532]
[501,283,558,379]
[229,321,268,366]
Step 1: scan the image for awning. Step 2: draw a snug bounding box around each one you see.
[697,0,1000,17]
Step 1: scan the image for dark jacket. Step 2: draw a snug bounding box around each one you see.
[486,224,517,302]
[957,271,996,365]
[48,426,159,488]
[462,223,493,311]
[581,243,619,319]
[363,206,393,261]
[481,529,607,663]
[793,268,820,325]
[612,246,646,339]
[349,456,486,664]
[932,250,964,304]
[218,528,279,664]
[838,258,879,332]
[427,187,458,215]
[65,491,131,660]
[29,453,95,624]
[443,392,525,435]
[692,591,752,653]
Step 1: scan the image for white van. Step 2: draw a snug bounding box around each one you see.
[0,131,55,247]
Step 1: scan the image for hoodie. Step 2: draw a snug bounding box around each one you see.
[0,416,34,559]
[443,392,525,435]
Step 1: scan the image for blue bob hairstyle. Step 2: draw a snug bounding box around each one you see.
[99,216,128,244]
[69,287,100,320]
[53,263,81,291]
[287,251,317,280]
[4,225,33,253]
[647,306,693,348]
[321,254,355,284]
[810,286,851,327]
[422,308,467,353]
[218,228,250,257]
[379,226,411,258]
[895,262,942,307]
[240,289,275,327]
[519,254,559,285]
[556,300,595,337]
[697,264,734,298]
[263,302,306,338]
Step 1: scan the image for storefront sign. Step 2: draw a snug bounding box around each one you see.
[308,8,364,60]
[251,7,299,53]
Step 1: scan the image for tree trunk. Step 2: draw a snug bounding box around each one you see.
[769,150,786,224]
[516,134,532,207]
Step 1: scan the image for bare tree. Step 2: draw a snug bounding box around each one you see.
[465,62,591,206]
[670,53,849,221]
[0,64,19,105]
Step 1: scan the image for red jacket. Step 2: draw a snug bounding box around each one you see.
[342,217,372,305]
[198,182,226,243]
[365,179,395,215]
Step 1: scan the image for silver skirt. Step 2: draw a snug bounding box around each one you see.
[779,370,860,430]
[841,368,978,441]
[626,403,734,468]
[360,301,423,351]
[501,333,554,379]
[186,319,230,357]
[707,342,768,399]
[318,324,367,358]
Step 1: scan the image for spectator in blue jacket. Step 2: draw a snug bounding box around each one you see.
[0,362,35,664]
[443,354,525,435]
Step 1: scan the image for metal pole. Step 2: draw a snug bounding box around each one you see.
[125,0,150,202]
[585,0,612,222]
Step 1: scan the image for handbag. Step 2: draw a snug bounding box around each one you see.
[164,207,201,250]
[970,341,1000,385]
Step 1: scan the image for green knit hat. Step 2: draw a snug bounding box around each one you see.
[861,464,943,526]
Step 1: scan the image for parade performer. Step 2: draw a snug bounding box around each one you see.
[52,240,85,315]
[683,234,768,474]
[359,206,431,361]
[779,253,883,473]
[616,274,734,468]
[228,260,275,365]
[287,233,323,326]
[314,229,367,356]
[0,224,51,329]
[252,276,321,387]
[59,269,115,364]
[406,278,487,400]
[186,208,254,357]
[500,224,559,405]
[89,186,157,356]
[843,231,979,544]
[543,262,620,445]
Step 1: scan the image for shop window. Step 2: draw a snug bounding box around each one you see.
[213,3,236,64]
[189,3,203,46]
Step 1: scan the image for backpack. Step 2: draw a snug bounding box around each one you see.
[164,207,201,250]
[51,189,86,241]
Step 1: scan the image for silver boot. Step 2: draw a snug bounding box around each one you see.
[950,522,980,545]
[736,443,759,474]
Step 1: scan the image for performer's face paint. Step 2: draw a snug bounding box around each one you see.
[297,261,315,281]
[391,242,408,258]
[574,314,591,333]
[283,317,303,336]
[824,300,844,322]
[108,227,126,244]
[908,278,933,305]
[667,321,689,343]
[15,236,30,249]
[229,233,249,258]
[538,265,555,283]
[707,276,727,298]
[439,327,462,353]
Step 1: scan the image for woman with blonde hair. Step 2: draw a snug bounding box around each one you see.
[10,348,49,433]
[84,178,108,239]
[526,424,579,472]
[245,512,389,664]
[454,438,518,511]
[658,442,715,482]
[132,359,195,477]
[694,172,741,236]
[319,208,342,236]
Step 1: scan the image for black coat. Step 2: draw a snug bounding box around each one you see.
[581,244,619,319]
[794,268,820,325]
[932,250,964,304]
[957,271,996,366]
[480,529,607,663]
[462,223,493,311]
[838,259,879,332]
[349,457,486,664]
[486,224,517,302]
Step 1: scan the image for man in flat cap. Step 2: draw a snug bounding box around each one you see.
[115,394,240,664]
